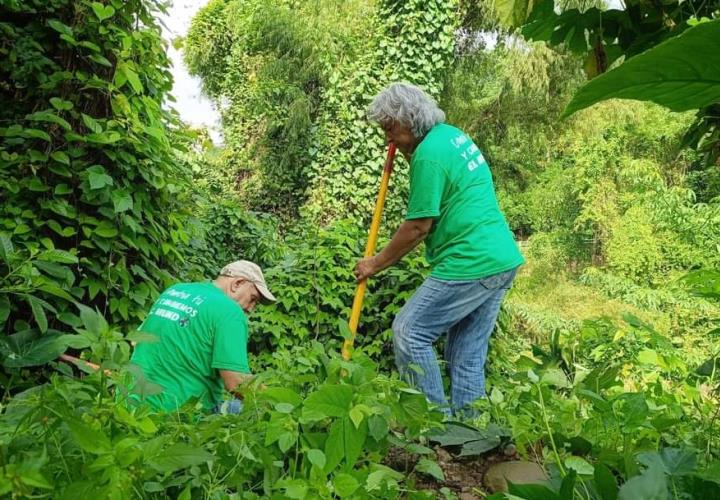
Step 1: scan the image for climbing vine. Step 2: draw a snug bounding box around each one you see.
[185,0,459,224]
[0,0,194,331]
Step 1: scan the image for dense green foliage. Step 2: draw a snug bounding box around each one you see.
[0,0,195,335]
[1,313,445,497]
[184,0,459,222]
[1,0,719,498]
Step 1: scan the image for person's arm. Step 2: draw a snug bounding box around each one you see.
[354,217,433,282]
[212,309,255,396]
[218,370,254,393]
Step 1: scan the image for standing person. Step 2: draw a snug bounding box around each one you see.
[130,260,276,413]
[354,82,524,416]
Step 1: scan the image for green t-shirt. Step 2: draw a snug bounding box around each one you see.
[130,282,250,411]
[407,123,525,280]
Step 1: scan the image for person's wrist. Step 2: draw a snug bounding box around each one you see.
[370,255,382,273]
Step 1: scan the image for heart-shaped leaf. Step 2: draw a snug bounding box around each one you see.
[91,2,115,22]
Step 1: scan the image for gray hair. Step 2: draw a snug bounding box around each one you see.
[367,82,446,137]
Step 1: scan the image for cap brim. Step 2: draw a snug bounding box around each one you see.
[255,282,276,304]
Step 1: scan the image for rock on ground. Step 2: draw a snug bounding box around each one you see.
[483,460,548,493]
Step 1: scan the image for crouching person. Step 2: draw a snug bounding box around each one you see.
[129,260,275,414]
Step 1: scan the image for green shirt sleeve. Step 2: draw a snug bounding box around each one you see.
[406,157,446,220]
[211,308,250,373]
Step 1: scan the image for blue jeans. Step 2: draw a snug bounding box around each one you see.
[392,267,517,416]
[214,399,243,414]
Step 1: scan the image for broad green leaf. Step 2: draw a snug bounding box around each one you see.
[565,456,594,475]
[264,414,284,446]
[82,113,103,133]
[415,458,445,481]
[79,40,101,52]
[1,331,68,368]
[638,448,697,477]
[66,419,112,454]
[37,249,78,264]
[615,393,650,431]
[564,20,720,117]
[637,349,660,366]
[261,387,302,407]
[368,414,388,441]
[119,63,143,94]
[303,384,354,420]
[27,110,72,131]
[111,190,133,213]
[348,405,364,428]
[594,463,618,500]
[406,443,434,455]
[0,295,10,326]
[50,97,73,111]
[429,421,505,447]
[0,232,13,263]
[489,387,504,404]
[280,479,308,499]
[94,221,118,238]
[306,449,326,469]
[35,261,71,281]
[51,151,70,165]
[37,284,74,302]
[47,19,73,37]
[29,149,48,162]
[558,470,577,500]
[27,296,48,332]
[3,330,67,368]
[493,0,537,28]
[143,482,164,493]
[86,131,122,144]
[178,486,191,500]
[324,417,367,473]
[337,318,353,340]
[61,334,91,349]
[77,303,109,334]
[23,128,52,142]
[278,432,296,452]
[508,482,560,500]
[618,464,670,500]
[17,470,53,490]
[699,460,720,484]
[87,165,113,189]
[429,422,506,456]
[458,434,503,456]
[275,402,295,414]
[366,465,403,492]
[325,418,345,473]
[91,2,115,21]
[148,443,214,473]
[540,367,570,388]
[90,54,113,67]
[144,126,165,140]
[333,473,360,498]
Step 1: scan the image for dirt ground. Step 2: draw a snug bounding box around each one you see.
[385,444,522,499]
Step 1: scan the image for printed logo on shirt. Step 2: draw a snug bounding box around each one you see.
[149,290,205,323]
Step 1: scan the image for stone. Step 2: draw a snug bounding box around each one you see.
[503,443,517,457]
[483,461,548,493]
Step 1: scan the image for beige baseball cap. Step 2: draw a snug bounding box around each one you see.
[219,260,276,304]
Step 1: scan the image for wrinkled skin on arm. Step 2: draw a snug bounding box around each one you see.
[354,217,433,281]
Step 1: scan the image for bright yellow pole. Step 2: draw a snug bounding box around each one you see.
[343,144,397,361]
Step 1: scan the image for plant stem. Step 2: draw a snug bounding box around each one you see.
[537,384,565,476]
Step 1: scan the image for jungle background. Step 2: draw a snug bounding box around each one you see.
[1,0,719,498]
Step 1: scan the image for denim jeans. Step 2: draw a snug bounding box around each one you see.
[214,399,243,414]
[392,267,517,416]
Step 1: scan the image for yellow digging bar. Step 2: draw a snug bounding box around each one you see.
[342,143,397,361]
